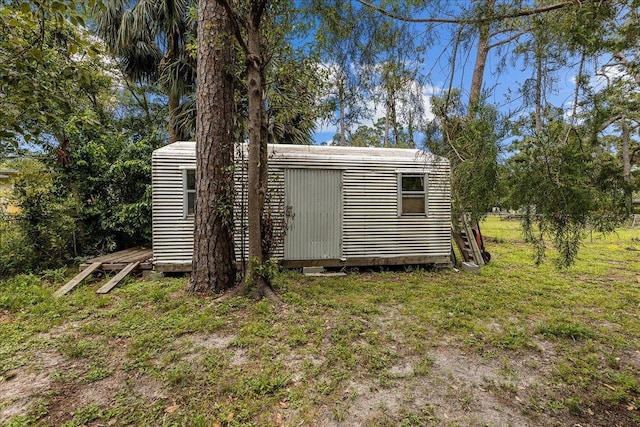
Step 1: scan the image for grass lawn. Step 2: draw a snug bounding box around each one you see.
[1,216,639,426]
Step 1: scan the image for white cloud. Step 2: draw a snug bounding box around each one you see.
[313,61,441,143]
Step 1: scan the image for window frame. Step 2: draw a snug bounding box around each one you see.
[183,168,196,218]
[397,171,428,217]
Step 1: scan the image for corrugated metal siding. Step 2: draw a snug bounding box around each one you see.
[284,169,342,260]
[272,155,451,259]
[152,147,195,268]
[233,158,285,262]
[340,165,450,258]
[152,142,451,267]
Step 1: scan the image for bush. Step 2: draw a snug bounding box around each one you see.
[0,159,76,277]
[0,218,35,277]
[0,273,48,311]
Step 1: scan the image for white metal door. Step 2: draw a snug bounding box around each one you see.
[284,169,342,260]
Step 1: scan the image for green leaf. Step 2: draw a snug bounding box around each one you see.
[18,2,32,13]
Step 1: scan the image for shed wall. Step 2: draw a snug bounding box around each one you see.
[269,155,450,260]
[152,143,451,270]
[152,151,195,268]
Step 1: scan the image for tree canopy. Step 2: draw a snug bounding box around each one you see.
[1,0,638,273]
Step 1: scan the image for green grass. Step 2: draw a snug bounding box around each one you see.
[1,215,639,426]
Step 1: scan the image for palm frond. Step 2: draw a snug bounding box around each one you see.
[173,95,195,139]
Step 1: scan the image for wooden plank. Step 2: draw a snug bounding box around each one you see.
[155,263,193,273]
[120,247,146,261]
[96,261,140,294]
[106,248,137,263]
[53,262,102,298]
[80,248,152,269]
[98,262,151,272]
[129,249,152,262]
[464,223,485,267]
[452,231,470,263]
[138,261,153,270]
[459,216,484,267]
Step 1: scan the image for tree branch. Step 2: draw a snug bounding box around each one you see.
[251,0,269,28]
[613,52,640,85]
[356,0,576,25]
[569,51,585,129]
[600,113,623,130]
[216,0,249,54]
[487,31,525,50]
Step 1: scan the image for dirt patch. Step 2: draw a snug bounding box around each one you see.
[307,344,565,427]
[0,310,14,324]
[426,347,548,426]
[187,333,236,350]
[0,351,65,423]
[185,332,248,365]
[41,362,167,425]
[387,359,415,378]
[43,377,118,425]
[0,371,51,423]
[339,381,413,424]
[4,328,636,427]
[622,349,640,370]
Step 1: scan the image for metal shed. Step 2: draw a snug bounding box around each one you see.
[152,142,451,271]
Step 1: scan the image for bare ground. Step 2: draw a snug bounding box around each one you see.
[2,308,636,427]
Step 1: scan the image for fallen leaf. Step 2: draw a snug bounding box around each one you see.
[213,421,221,427]
[279,401,289,409]
[275,412,283,426]
[602,382,616,391]
[226,412,234,421]
[164,405,180,414]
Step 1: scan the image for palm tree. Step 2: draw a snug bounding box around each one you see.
[94,0,196,143]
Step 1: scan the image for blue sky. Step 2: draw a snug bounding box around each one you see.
[309,2,587,146]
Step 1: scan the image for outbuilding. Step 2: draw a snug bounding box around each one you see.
[152,142,451,271]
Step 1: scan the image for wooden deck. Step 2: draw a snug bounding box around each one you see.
[80,247,153,272]
[55,247,153,297]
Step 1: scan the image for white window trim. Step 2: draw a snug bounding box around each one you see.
[183,168,195,218]
[397,172,429,217]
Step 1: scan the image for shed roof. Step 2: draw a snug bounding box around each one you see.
[153,141,444,164]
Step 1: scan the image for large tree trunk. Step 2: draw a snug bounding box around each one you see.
[621,118,632,214]
[338,77,347,146]
[467,0,493,118]
[188,0,237,293]
[384,107,390,147]
[243,23,271,297]
[407,109,414,149]
[390,95,398,147]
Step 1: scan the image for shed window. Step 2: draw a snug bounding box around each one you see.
[398,173,427,216]
[184,169,195,216]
